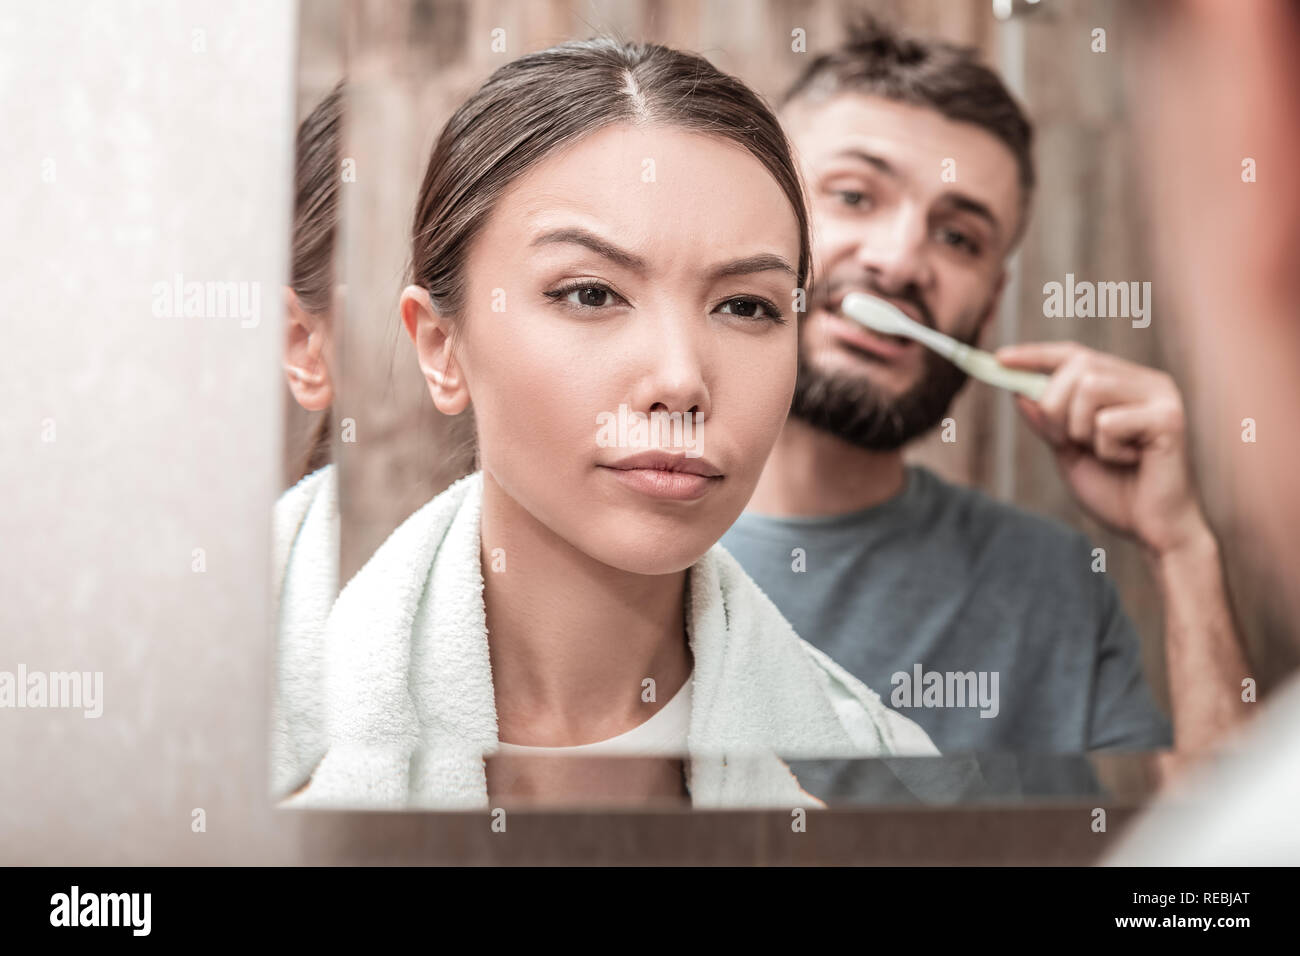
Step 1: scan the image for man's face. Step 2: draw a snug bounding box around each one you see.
[782,93,1023,450]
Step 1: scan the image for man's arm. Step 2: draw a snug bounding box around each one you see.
[997,341,1252,752]
[1147,522,1251,751]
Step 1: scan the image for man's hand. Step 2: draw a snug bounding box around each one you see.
[999,341,1251,754]
[996,341,1211,557]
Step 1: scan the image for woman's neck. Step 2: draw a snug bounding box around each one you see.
[478,470,693,747]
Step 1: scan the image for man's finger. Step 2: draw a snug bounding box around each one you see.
[1032,353,1091,445]
[1096,402,1186,454]
[1093,409,1144,465]
[1014,393,1053,441]
[1065,371,1144,445]
[995,341,1085,373]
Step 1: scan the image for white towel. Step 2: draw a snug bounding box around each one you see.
[269,463,338,798]
[285,470,936,810]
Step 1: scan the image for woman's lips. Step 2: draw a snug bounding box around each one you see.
[599,452,723,501]
[602,467,720,501]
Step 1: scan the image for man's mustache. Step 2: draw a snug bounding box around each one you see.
[814,278,937,331]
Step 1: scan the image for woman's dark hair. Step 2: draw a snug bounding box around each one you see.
[290,81,343,483]
[410,35,813,339]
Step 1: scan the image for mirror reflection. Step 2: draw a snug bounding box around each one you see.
[270,1,1295,813]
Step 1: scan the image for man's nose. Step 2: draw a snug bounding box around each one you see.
[851,204,933,291]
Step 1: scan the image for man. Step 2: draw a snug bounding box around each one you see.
[721,16,1248,756]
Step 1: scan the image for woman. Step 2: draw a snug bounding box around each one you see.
[271,81,343,799]
[286,37,936,811]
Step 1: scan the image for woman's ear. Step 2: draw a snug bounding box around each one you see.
[400,285,471,415]
[283,287,335,411]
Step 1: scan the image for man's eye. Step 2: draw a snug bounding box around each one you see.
[715,297,785,324]
[938,228,980,256]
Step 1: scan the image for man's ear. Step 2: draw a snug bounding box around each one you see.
[400,285,471,415]
[973,269,1009,348]
[283,287,334,411]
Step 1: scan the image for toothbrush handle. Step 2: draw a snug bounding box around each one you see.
[996,367,1052,402]
[956,348,1052,401]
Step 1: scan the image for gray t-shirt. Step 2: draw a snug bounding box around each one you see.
[720,465,1173,753]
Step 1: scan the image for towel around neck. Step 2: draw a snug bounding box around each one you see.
[285,470,936,810]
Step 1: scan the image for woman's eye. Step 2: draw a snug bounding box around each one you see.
[836,190,871,208]
[716,297,784,323]
[546,283,623,310]
[570,286,610,307]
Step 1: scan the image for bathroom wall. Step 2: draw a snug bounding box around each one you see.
[0,0,304,863]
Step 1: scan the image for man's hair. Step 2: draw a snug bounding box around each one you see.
[782,13,1035,240]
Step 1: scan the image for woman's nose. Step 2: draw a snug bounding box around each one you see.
[626,310,712,423]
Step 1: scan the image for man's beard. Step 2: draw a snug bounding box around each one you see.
[790,311,974,452]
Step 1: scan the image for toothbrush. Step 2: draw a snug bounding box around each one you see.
[840,292,1051,402]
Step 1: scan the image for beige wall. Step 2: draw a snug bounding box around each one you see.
[0,0,305,864]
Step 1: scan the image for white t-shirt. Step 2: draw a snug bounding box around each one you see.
[494,671,693,756]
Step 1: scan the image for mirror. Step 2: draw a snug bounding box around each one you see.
[271,0,1295,813]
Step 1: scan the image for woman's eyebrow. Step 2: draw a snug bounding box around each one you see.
[531,228,645,272]
[531,228,795,280]
[708,253,797,281]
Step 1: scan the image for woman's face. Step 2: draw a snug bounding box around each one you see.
[415,123,802,575]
